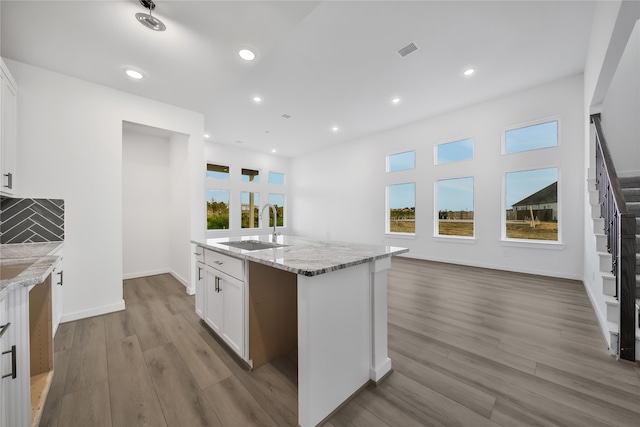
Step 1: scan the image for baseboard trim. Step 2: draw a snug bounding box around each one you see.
[123,269,170,280]
[59,299,125,323]
[398,253,582,281]
[170,269,194,295]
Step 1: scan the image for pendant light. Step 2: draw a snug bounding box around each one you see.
[135,0,166,32]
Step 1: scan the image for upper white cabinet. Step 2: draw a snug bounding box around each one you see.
[1,58,17,195]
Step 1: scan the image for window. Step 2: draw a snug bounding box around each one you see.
[388,151,415,172]
[437,177,474,237]
[268,194,284,227]
[242,168,260,183]
[505,168,558,241]
[241,191,260,228]
[269,172,285,185]
[436,138,474,164]
[505,120,558,154]
[206,189,230,230]
[387,183,415,234]
[207,163,230,180]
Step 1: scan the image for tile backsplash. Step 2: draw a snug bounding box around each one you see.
[0,196,65,244]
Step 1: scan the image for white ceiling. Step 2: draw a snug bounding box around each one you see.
[1,1,595,158]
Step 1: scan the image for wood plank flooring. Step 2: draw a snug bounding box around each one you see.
[40,258,640,426]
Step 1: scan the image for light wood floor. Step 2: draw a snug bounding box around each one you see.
[40,258,640,426]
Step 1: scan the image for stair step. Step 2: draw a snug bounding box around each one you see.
[623,187,640,202]
[627,202,640,216]
[619,176,640,188]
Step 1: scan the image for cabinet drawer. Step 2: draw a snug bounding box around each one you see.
[204,249,243,280]
[194,246,204,263]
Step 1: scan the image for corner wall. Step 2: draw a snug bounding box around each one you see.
[7,59,204,322]
[291,75,585,280]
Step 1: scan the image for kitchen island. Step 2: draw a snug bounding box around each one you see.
[192,235,407,427]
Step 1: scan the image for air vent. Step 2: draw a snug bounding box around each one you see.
[397,42,418,58]
[281,114,292,119]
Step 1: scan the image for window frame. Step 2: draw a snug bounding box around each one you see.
[434,176,475,239]
[502,117,560,155]
[434,137,475,165]
[386,150,416,173]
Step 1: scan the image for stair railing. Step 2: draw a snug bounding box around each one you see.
[591,113,636,362]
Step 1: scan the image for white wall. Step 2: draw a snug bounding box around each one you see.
[204,141,291,237]
[292,75,585,280]
[7,59,204,322]
[601,21,640,177]
[122,129,171,279]
[582,2,640,348]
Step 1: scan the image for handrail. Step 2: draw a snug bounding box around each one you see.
[591,113,636,362]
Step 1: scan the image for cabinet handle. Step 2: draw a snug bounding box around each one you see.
[3,172,12,189]
[2,345,17,379]
[214,260,223,265]
[0,322,10,339]
[197,266,202,281]
[57,270,64,286]
[193,252,201,256]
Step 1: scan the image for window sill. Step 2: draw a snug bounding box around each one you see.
[433,235,477,244]
[385,232,416,240]
[500,239,564,250]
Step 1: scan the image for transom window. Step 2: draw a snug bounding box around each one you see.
[505,120,558,154]
[388,151,415,172]
[436,138,474,164]
[207,163,230,180]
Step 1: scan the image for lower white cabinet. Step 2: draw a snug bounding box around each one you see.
[195,261,205,319]
[51,255,64,337]
[200,248,245,358]
[0,286,30,427]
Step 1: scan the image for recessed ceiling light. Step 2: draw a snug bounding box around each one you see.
[123,67,144,80]
[271,149,277,153]
[332,126,339,132]
[204,133,210,139]
[253,96,262,103]
[463,68,476,77]
[239,49,256,61]
[391,97,401,104]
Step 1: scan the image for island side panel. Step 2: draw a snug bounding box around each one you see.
[297,262,371,427]
[370,257,392,381]
[248,261,297,370]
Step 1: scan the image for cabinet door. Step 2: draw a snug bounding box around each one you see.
[220,273,243,356]
[195,262,205,319]
[0,67,17,195]
[52,259,64,337]
[0,296,8,427]
[204,266,223,334]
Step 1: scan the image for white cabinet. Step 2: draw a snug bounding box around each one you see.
[0,58,17,195]
[0,286,31,427]
[52,256,64,337]
[195,261,205,319]
[201,248,245,358]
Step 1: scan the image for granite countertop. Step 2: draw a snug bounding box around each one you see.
[0,242,63,301]
[193,235,408,277]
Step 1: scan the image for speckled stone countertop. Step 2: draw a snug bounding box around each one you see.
[1,242,63,301]
[193,235,408,277]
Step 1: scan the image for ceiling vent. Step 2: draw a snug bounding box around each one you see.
[281,114,292,119]
[397,42,418,58]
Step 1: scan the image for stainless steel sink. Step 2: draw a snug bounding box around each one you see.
[217,240,287,251]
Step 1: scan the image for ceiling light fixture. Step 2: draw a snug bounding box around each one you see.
[135,0,166,32]
[253,96,262,103]
[332,126,339,132]
[271,149,277,153]
[204,133,210,139]
[392,97,401,104]
[239,49,256,61]
[463,68,476,77]
[123,67,145,80]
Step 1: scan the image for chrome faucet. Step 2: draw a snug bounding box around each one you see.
[260,204,278,241]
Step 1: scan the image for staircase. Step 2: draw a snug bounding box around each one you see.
[619,176,640,336]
